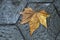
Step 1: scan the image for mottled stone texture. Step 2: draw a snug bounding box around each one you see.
[28,0,53,2]
[0,25,24,40]
[0,0,60,40]
[18,3,60,40]
[0,0,27,24]
[54,0,60,16]
[18,24,32,40]
[56,32,60,40]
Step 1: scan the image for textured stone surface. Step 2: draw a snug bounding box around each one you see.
[18,3,60,40]
[28,0,53,2]
[27,3,60,35]
[56,32,60,40]
[0,0,27,24]
[0,0,3,4]
[17,24,32,40]
[54,0,60,16]
[0,0,60,40]
[0,25,24,40]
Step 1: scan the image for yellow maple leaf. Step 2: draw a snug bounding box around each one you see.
[20,8,50,35]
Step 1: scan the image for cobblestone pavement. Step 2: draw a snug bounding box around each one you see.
[0,0,60,40]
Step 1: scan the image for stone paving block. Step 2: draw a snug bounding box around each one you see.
[0,25,24,40]
[18,24,32,40]
[27,3,60,39]
[31,25,55,40]
[0,0,27,24]
[28,0,53,2]
[54,0,60,16]
[18,3,60,40]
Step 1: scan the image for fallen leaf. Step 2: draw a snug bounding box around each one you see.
[20,8,34,24]
[20,8,50,35]
[29,13,39,35]
[37,10,50,28]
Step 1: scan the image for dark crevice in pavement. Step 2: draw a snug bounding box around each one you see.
[15,5,26,40]
[53,4,60,40]
[16,14,21,24]
[24,2,29,8]
[0,24,16,26]
[53,4,60,17]
[15,15,26,40]
[15,14,26,40]
[16,2,28,24]
[16,25,26,40]
[28,2,53,4]
[15,2,30,40]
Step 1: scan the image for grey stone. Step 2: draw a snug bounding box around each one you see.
[0,0,27,24]
[0,0,3,4]
[18,24,32,40]
[54,0,60,17]
[28,0,53,2]
[18,3,60,40]
[27,3,60,35]
[0,25,24,40]
[0,0,60,40]
[56,32,60,40]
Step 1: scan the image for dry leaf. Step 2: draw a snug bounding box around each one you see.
[37,10,50,28]
[20,8,50,35]
[29,13,39,35]
[20,8,34,24]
